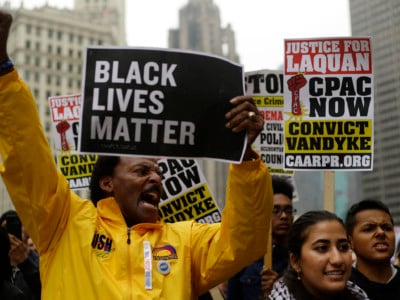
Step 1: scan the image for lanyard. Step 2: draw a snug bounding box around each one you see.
[143,241,152,290]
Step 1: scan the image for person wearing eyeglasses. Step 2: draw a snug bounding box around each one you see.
[226,176,295,300]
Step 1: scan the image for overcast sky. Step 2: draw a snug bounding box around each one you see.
[8,0,351,71]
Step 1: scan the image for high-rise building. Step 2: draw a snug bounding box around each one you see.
[168,0,240,207]
[169,0,239,62]
[349,0,400,223]
[0,0,126,212]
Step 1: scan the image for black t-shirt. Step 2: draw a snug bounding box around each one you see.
[350,265,400,300]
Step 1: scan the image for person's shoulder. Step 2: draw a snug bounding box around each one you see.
[346,280,370,299]
[269,278,294,300]
[350,266,369,282]
[390,265,400,283]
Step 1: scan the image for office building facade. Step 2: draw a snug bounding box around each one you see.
[0,0,126,212]
[168,0,240,207]
[349,0,400,223]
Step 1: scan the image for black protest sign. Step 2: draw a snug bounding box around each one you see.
[79,47,245,162]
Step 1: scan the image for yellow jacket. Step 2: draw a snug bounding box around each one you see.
[0,70,273,300]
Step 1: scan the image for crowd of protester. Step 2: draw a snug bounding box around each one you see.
[1,9,400,300]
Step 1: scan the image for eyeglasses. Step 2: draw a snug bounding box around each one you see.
[272,206,296,216]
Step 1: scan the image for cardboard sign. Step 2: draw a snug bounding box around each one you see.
[283,38,373,170]
[79,47,245,163]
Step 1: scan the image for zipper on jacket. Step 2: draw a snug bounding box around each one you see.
[127,227,131,244]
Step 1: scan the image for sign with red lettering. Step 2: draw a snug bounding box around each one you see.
[49,94,81,152]
[245,69,292,175]
[283,38,373,170]
[49,94,98,190]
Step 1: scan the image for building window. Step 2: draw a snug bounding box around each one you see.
[25,40,31,49]
[57,31,63,40]
[57,47,62,55]
[48,44,52,53]
[26,24,32,34]
[24,70,30,81]
[48,29,53,38]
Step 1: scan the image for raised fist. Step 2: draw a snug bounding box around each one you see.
[56,120,71,151]
[287,74,307,116]
[0,11,12,62]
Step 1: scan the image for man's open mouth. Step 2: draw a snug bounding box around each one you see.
[140,186,162,207]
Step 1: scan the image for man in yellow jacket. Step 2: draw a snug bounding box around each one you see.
[0,11,273,300]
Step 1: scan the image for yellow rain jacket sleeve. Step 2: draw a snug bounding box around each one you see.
[0,70,273,300]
